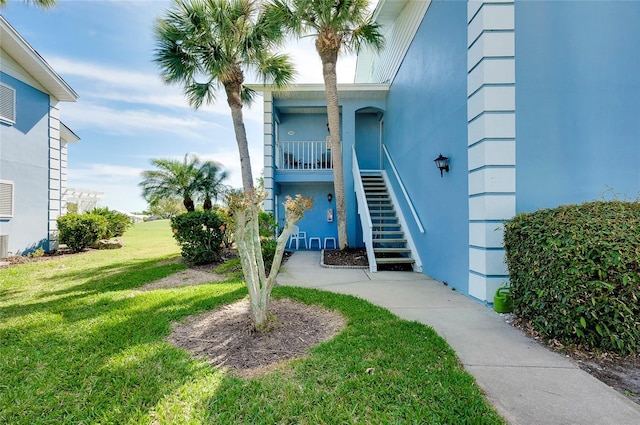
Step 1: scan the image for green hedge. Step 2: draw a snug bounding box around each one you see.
[58,214,108,252]
[504,201,640,354]
[171,211,225,265]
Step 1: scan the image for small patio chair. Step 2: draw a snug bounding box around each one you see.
[287,225,307,250]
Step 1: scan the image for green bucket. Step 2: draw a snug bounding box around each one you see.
[493,286,513,313]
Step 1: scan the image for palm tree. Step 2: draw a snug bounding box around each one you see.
[266,0,384,249]
[0,0,55,7]
[154,0,294,193]
[154,0,307,330]
[197,160,228,210]
[139,154,202,212]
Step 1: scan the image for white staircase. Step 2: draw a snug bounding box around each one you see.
[361,172,416,269]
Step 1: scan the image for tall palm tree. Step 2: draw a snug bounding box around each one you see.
[0,0,55,7]
[154,0,303,330]
[197,160,228,210]
[139,154,202,212]
[266,0,384,249]
[154,0,294,193]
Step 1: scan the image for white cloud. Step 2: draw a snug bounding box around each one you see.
[62,102,222,139]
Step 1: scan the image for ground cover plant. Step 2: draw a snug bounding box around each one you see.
[0,220,503,424]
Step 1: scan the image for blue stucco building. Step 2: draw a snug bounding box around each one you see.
[0,16,79,256]
[260,0,640,303]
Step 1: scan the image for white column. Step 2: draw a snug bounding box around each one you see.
[262,92,275,213]
[467,0,516,302]
[48,100,62,251]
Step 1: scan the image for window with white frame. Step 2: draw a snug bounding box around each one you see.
[0,180,14,218]
[0,83,16,125]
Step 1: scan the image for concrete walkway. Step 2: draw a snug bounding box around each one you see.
[276,251,640,425]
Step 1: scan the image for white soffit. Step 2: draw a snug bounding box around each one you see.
[0,16,78,102]
[355,0,432,84]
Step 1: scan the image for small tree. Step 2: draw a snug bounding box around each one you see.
[139,154,203,212]
[227,191,312,328]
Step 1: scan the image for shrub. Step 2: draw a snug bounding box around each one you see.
[504,200,640,355]
[259,211,276,240]
[171,211,225,265]
[89,207,133,238]
[214,207,235,248]
[261,239,277,271]
[58,214,108,252]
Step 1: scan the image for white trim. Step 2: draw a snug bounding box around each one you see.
[0,180,15,218]
[0,82,16,125]
[0,16,78,101]
[467,0,515,302]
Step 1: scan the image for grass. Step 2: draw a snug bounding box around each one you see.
[0,220,504,424]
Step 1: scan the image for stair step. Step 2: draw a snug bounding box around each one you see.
[374,247,411,253]
[373,238,407,244]
[373,222,401,228]
[373,230,404,236]
[375,257,416,265]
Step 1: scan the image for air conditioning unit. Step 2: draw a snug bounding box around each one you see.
[0,234,8,259]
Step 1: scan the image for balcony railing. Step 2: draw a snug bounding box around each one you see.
[276,140,332,170]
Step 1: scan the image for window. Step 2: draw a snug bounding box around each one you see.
[0,180,14,218]
[0,83,16,125]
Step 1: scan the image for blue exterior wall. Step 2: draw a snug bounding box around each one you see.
[0,72,51,254]
[275,182,338,249]
[515,0,640,212]
[383,0,469,291]
[271,95,385,248]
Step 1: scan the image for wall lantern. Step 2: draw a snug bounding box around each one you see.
[434,154,450,177]
[327,193,333,203]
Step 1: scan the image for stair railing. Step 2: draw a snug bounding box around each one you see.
[352,146,377,272]
[382,144,425,234]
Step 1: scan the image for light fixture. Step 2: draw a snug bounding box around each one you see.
[327,193,333,203]
[434,154,450,177]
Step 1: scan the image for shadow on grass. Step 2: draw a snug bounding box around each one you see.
[1,275,247,424]
[0,256,188,321]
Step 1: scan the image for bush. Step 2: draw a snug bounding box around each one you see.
[214,207,235,248]
[89,207,133,238]
[58,214,108,252]
[171,211,225,265]
[259,211,276,240]
[504,200,640,354]
[261,239,277,271]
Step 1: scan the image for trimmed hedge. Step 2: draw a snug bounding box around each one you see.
[504,201,640,354]
[171,211,225,265]
[58,214,108,252]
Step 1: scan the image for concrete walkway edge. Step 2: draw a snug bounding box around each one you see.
[276,251,640,425]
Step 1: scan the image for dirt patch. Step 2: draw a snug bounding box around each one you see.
[168,298,346,378]
[140,269,225,290]
[322,248,413,271]
[323,248,368,267]
[511,316,640,405]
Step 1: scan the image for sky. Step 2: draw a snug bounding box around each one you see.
[1,0,361,212]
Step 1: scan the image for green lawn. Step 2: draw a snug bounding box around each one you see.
[0,220,503,424]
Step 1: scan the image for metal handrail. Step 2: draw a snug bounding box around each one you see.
[352,146,377,272]
[382,144,425,233]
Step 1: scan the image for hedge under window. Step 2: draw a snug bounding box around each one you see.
[0,83,16,125]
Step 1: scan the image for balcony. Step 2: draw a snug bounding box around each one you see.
[276,140,332,171]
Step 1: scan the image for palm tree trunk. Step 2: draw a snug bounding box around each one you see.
[320,50,348,249]
[225,84,254,193]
